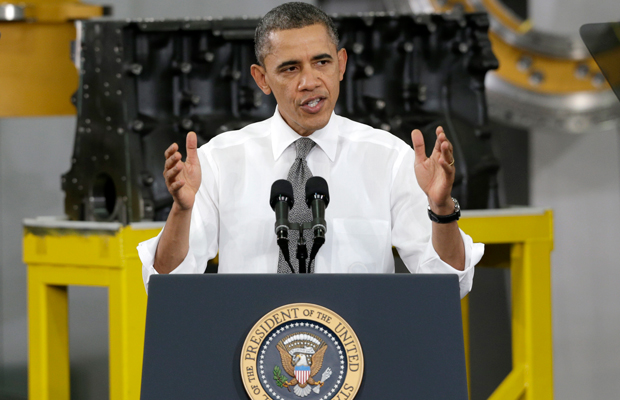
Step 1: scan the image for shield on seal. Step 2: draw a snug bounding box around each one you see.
[294,365,311,385]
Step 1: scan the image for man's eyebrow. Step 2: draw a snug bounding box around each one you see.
[312,53,333,61]
[276,60,300,70]
[275,54,334,70]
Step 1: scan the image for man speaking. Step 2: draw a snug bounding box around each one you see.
[137,2,483,298]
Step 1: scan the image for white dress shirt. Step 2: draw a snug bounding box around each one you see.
[138,109,483,298]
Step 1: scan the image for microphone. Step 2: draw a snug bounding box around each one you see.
[305,176,330,239]
[270,180,295,273]
[305,177,329,271]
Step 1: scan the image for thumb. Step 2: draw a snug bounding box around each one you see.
[411,129,427,163]
[185,131,199,164]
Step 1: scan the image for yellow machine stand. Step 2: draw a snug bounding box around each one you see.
[23,208,554,400]
[23,218,157,400]
[460,208,554,399]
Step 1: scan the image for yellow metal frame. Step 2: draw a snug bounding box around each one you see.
[24,208,553,400]
[460,208,554,399]
[23,221,156,400]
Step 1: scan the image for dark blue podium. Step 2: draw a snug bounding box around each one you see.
[141,274,468,399]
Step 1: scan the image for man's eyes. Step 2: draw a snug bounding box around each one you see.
[279,60,330,73]
[279,66,298,73]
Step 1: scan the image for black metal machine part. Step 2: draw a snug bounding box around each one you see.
[62,12,500,223]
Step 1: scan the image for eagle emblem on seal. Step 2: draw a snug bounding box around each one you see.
[275,332,333,397]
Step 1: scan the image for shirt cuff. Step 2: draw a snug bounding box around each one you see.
[416,229,484,299]
[137,229,199,294]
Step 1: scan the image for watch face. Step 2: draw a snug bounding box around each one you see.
[452,197,461,212]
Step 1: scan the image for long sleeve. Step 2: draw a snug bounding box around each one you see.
[137,146,220,292]
[390,146,483,298]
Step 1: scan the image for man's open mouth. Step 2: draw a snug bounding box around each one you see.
[307,98,321,107]
[300,97,326,113]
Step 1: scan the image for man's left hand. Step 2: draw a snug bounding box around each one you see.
[411,126,456,215]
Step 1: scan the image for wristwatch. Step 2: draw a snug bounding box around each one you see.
[427,197,461,223]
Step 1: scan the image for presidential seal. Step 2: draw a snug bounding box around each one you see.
[241,303,364,400]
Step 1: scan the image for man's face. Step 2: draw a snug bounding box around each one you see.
[251,24,347,137]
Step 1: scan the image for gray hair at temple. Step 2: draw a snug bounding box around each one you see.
[254,2,339,66]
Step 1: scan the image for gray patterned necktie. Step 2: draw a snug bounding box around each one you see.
[277,138,316,273]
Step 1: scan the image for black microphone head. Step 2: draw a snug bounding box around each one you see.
[305,176,330,207]
[270,179,294,210]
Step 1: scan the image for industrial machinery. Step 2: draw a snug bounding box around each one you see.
[63,12,500,223]
[403,0,620,133]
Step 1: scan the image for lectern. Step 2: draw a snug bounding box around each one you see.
[141,274,468,399]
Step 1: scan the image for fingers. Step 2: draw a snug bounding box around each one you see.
[164,162,188,194]
[411,129,427,163]
[164,141,185,192]
[164,159,183,182]
[164,142,179,159]
[186,131,199,165]
[433,126,444,154]
[416,126,454,164]
[433,126,454,167]
[439,139,455,174]
[163,134,200,200]
[164,146,182,178]
[164,151,181,170]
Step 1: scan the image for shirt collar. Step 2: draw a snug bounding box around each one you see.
[270,106,338,162]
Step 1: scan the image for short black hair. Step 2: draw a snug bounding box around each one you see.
[254,2,339,66]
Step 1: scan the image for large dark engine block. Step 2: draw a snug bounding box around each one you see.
[63,12,499,223]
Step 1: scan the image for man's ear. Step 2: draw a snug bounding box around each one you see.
[251,64,272,95]
[337,48,348,81]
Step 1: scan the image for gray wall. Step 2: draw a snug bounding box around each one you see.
[0,117,77,397]
[0,118,111,399]
[529,0,620,37]
[1,0,619,399]
[531,126,620,399]
[528,0,620,398]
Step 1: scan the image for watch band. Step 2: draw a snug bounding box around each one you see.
[427,197,461,223]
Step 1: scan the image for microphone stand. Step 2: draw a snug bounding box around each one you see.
[286,221,325,274]
[296,225,308,273]
[281,220,321,273]
[284,221,312,273]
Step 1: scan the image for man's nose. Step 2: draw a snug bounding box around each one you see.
[298,67,321,91]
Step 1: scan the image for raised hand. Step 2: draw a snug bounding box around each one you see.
[411,126,456,215]
[163,131,202,211]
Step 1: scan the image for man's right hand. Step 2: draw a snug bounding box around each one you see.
[164,131,202,210]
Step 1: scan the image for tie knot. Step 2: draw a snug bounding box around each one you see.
[295,137,316,160]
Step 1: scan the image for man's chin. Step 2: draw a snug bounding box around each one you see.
[298,114,331,135]
[281,106,333,136]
